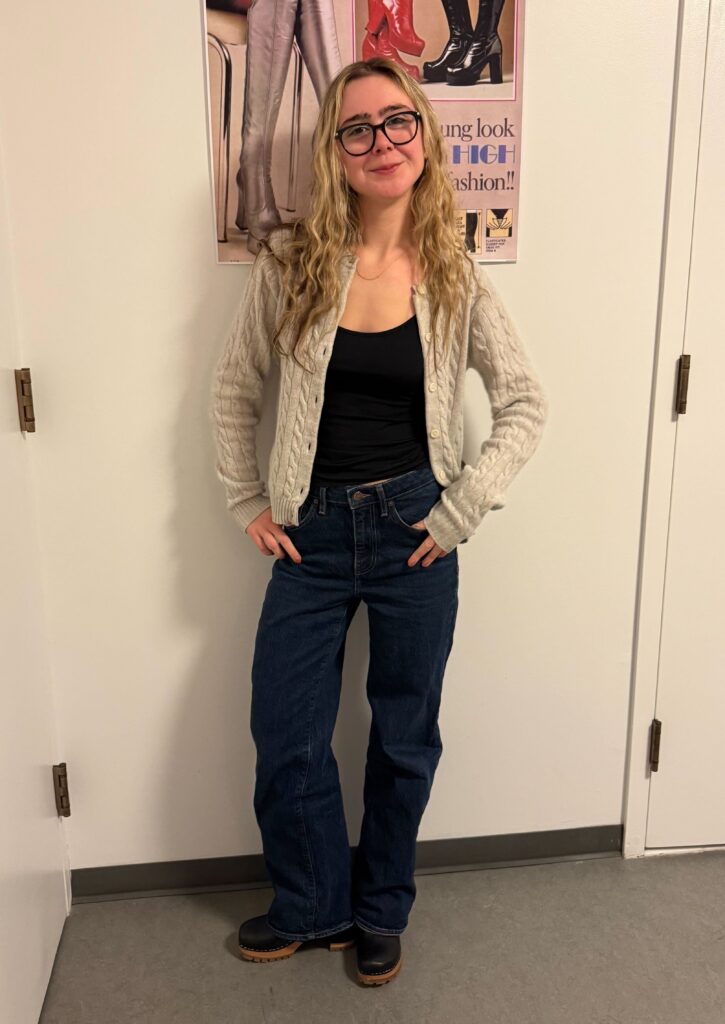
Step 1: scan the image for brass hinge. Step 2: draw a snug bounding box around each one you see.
[675,354,690,414]
[52,762,71,817]
[15,367,36,432]
[648,719,662,772]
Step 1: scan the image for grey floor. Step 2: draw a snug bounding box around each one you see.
[40,851,725,1024]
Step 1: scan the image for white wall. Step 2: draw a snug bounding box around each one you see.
[0,1,679,870]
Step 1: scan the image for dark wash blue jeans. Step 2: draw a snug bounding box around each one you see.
[250,462,459,940]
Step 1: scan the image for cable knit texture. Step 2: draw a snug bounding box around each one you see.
[209,231,548,552]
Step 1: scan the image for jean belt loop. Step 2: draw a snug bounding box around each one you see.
[375,482,389,518]
[318,485,327,516]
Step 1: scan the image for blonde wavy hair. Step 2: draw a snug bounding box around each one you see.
[260,56,483,373]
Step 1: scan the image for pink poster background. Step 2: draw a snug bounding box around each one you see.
[203,0,523,263]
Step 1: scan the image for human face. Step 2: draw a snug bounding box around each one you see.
[335,75,425,205]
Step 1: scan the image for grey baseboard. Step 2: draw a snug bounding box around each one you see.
[71,824,622,903]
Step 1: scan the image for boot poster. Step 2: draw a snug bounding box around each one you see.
[203,0,523,263]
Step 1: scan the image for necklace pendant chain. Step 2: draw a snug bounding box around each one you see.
[354,251,408,281]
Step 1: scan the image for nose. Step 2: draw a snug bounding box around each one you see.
[371,127,394,153]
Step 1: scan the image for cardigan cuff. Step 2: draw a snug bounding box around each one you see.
[230,494,272,534]
[423,501,476,553]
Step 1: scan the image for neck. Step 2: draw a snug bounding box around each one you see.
[356,194,414,259]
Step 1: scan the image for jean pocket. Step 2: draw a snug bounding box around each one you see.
[285,495,318,532]
[388,485,440,535]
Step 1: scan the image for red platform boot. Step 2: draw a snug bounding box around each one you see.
[366,0,424,57]
[362,20,421,81]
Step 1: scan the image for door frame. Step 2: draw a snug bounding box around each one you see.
[623,0,718,858]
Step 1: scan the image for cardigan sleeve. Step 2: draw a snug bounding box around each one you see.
[208,250,278,534]
[423,267,548,551]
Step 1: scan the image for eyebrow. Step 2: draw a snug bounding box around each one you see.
[338,103,409,128]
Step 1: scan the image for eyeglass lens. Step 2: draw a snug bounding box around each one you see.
[340,113,418,155]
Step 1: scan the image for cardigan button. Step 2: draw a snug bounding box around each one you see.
[430,428,440,438]
[428,382,437,392]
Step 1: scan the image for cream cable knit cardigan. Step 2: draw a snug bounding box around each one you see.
[209,234,548,553]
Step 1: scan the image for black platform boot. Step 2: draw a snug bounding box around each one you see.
[238,914,356,962]
[355,924,403,985]
[421,0,473,82]
[446,0,506,86]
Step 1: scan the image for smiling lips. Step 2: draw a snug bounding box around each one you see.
[371,162,402,174]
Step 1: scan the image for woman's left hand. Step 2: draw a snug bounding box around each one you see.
[407,522,451,567]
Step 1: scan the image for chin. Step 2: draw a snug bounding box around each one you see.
[366,172,417,193]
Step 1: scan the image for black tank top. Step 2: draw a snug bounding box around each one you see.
[310,313,430,485]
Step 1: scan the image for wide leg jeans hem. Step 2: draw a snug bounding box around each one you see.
[266,917,356,942]
[354,913,406,936]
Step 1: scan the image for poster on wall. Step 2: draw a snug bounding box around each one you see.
[202,0,523,264]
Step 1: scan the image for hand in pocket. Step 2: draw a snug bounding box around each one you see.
[407,518,451,568]
[246,507,302,563]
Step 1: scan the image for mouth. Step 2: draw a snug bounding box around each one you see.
[370,163,402,174]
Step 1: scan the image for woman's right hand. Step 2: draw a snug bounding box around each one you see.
[246,507,302,563]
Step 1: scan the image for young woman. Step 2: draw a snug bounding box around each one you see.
[210,56,548,986]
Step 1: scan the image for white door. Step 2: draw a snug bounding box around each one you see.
[645,1,725,848]
[0,142,69,1023]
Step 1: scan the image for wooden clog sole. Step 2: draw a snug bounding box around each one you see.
[238,934,355,962]
[357,955,402,985]
[238,940,302,962]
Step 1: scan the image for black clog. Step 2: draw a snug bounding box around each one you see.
[355,925,403,985]
[238,915,356,962]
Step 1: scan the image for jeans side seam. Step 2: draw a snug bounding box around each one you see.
[297,608,351,933]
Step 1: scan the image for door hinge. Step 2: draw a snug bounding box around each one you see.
[52,762,71,817]
[675,354,690,414]
[648,719,662,772]
[15,367,36,432]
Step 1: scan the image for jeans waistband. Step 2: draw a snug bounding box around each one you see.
[308,462,437,513]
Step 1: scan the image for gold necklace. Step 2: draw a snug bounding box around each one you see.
[354,250,409,281]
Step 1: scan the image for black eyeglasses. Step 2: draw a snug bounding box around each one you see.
[334,109,421,156]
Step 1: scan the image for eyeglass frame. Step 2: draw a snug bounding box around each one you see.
[334,109,422,156]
